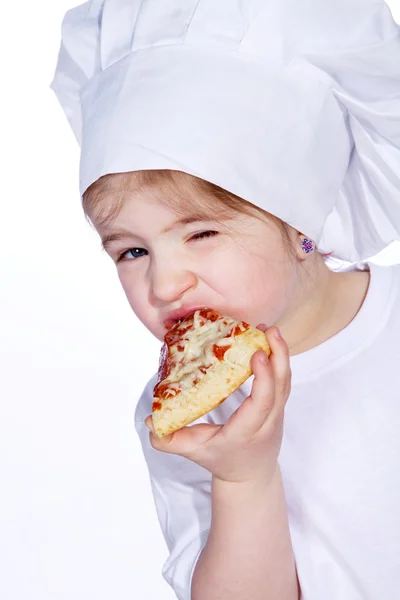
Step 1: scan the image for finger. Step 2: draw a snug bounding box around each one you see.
[145,414,175,447]
[256,323,268,333]
[145,415,222,457]
[264,327,292,413]
[224,348,275,437]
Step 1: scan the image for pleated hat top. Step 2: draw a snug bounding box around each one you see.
[51,0,400,264]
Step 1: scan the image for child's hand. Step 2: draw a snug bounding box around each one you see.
[144,326,291,486]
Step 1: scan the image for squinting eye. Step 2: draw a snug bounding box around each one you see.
[189,231,218,241]
[117,248,148,262]
[116,231,218,262]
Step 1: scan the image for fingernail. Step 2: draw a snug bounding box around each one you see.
[260,352,269,363]
[274,328,282,340]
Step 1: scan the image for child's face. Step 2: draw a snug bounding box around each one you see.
[95,187,300,342]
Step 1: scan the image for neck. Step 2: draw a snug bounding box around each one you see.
[277,260,371,356]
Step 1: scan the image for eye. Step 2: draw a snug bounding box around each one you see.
[189,231,218,242]
[115,231,218,262]
[117,247,148,262]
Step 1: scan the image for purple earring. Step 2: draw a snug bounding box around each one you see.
[301,238,315,254]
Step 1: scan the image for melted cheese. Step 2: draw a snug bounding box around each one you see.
[164,311,247,393]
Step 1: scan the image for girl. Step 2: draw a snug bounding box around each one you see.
[51,1,400,599]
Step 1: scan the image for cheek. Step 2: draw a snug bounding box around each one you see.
[118,270,146,318]
[117,269,165,339]
[255,270,296,321]
[221,252,297,322]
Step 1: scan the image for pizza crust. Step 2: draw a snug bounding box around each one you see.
[152,326,270,439]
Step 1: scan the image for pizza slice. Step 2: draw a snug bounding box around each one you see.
[151,308,270,439]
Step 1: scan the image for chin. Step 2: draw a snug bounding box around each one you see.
[146,325,165,342]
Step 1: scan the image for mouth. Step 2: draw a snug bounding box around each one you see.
[163,306,208,330]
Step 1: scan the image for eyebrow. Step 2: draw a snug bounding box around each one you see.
[100,215,216,251]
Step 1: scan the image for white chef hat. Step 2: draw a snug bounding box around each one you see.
[50,0,400,266]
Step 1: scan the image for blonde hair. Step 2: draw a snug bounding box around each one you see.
[82,170,298,259]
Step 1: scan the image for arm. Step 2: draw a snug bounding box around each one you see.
[144,326,295,599]
[191,467,299,600]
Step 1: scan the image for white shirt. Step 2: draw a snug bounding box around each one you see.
[135,262,400,600]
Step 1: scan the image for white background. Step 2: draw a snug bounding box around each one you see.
[1,2,400,599]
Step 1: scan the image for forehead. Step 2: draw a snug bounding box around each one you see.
[84,170,241,231]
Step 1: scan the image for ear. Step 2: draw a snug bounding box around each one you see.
[295,232,316,262]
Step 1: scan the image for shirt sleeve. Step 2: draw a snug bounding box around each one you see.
[134,375,212,600]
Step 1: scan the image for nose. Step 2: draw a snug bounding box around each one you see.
[149,259,197,304]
